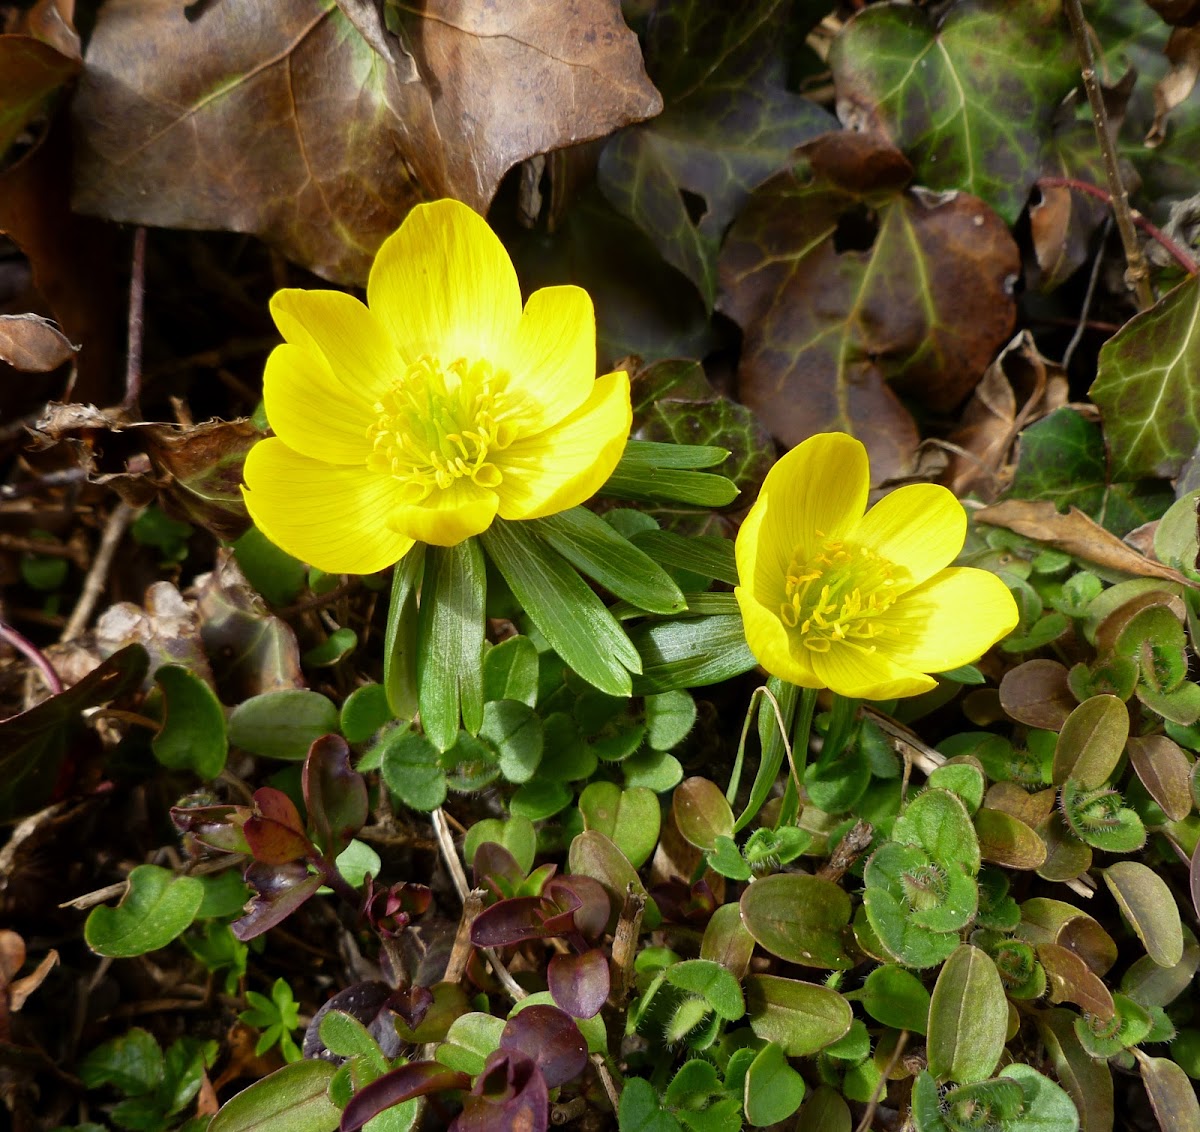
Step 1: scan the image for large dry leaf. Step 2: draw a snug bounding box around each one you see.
[71,0,662,284]
[717,131,1019,482]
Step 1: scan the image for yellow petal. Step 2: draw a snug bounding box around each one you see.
[263,344,373,464]
[367,199,523,364]
[809,643,936,700]
[242,439,413,574]
[875,567,1019,673]
[757,433,870,571]
[500,285,597,432]
[735,494,788,611]
[853,483,966,587]
[270,288,399,403]
[736,586,821,688]
[495,371,632,521]
[389,478,499,547]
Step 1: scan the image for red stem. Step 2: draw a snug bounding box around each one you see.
[1037,176,1200,277]
[0,621,63,700]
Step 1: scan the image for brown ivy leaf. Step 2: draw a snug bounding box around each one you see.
[71,0,662,284]
[717,131,1020,482]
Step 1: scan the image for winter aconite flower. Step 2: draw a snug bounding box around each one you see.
[735,433,1018,700]
[242,199,632,574]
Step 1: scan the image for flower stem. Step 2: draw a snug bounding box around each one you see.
[818,694,861,771]
[775,686,817,828]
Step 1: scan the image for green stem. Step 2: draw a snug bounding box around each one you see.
[817,694,860,772]
[775,687,817,829]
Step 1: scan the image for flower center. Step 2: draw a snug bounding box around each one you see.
[779,536,907,652]
[366,355,517,504]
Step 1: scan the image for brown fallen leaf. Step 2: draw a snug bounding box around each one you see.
[0,0,80,159]
[718,131,1020,483]
[1148,26,1200,146]
[941,332,1067,499]
[0,313,76,372]
[71,0,662,284]
[974,499,1198,587]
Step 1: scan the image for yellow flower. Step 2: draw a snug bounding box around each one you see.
[242,199,632,574]
[735,433,1018,700]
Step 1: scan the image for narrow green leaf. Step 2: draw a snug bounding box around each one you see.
[208,1059,339,1132]
[228,691,338,761]
[383,546,425,720]
[628,614,756,694]
[480,520,639,697]
[601,462,739,507]
[417,540,486,751]
[619,439,730,468]
[631,528,739,586]
[152,665,228,779]
[482,636,539,707]
[532,508,685,614]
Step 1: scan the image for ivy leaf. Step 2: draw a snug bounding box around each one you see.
[829,0,1078,225]
[1091,275,1200,480]
[718,131,1019,482]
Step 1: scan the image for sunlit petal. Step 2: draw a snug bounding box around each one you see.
[367,199,522,363]
[853,483,966,587]
[263,345,372,464]
[500,285,597,432]
[496,371,631,521]
[735,496,787,612]
[758,433,869,565]
[809,644,936,700]
[875,568,1019,672]
[242,439,413,574]
[270,289,400,403]
[389,479,500,547]
[736,587,820,688]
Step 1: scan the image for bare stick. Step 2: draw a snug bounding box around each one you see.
[608,886,646,1009]
[121,227,147,412]
[1063,216,1113,371]
[430,807,526,1002]
[1062,0,1155,308]
[443,889,486,985]
[61,502,136,641]
[0,621,63,697]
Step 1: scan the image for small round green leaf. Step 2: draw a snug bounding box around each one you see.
[463,816,537,875]
[861,965,931,1034]
[1103,861,1185,968]
[744,1041,806,1127]
[672,776,733,851]
[209,1058,339,1132]
[380,729,447,812]
[744,975,852,1057]
[644,690,696,751]
[926,945,1007,1084]
[339,683,392,745]
[1052,695,1129,788]
[229,691,339,761]
[479,699,543,784]
[85,865,204,957]
[740,873,854,970]
[152,665,228,778]
[578,782,660,868]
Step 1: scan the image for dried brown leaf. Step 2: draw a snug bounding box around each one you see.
[0,313,76,371]
[1149,26,1200,146]
[71,0,662,284]
[974,499,1198,586]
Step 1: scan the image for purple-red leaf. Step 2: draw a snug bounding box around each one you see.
[548,949,610,1020]
[243,786,311,865]
[303,734,368,858]
[231,860,323,941]
[544,875,610,942]
[473,841,525,896]
[341,1061,470,1132]
[451,1050,549,1132]
[500,1005,588,1088]
[470,896,555,947]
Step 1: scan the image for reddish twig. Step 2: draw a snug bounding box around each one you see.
[121,227,147,413]
[1038,176,1200,276]
[0,621,63,698]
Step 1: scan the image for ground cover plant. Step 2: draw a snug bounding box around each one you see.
[4,1,1200,1130]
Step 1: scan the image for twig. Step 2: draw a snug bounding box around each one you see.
[861,706,945,776]
[60,501,136,641]
[0,621,63,697]
[1038,176,1198,276]
[443,889,485,986]
[1064,877,1094,900]
[121,227,147,413]
[430,807,526,1002]
[1063,216,1113,372]
[1062,0,1155,307]
[607,886,646,1009]
[855,1029,909,1132]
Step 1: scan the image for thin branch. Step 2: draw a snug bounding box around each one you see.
[430,807,526,1002]
[1062,0,1155,307]
[0,621,63,697]
[60,502,136,642]
[1063,216,1113,371]
[121,227,147,413]
[856,1029,909,1132]
[1038,176,1199,275]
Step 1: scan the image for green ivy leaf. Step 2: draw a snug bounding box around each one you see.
[85,865,204,958]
